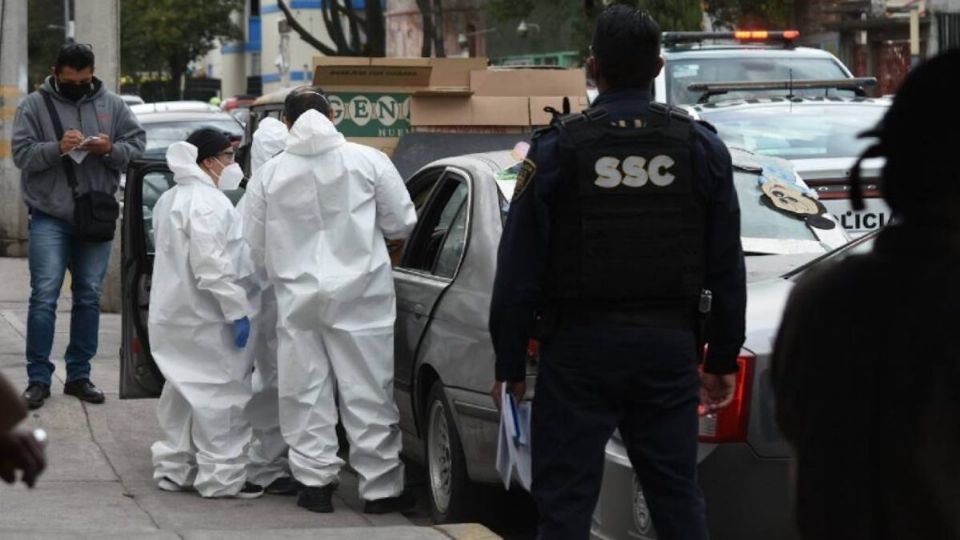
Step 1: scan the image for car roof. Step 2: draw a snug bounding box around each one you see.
[690,95,891,114]
[131,101,221,115]
[134,111,242,126]
[252,87,297,107]
[422,150,516,175]
[662,46,838,60]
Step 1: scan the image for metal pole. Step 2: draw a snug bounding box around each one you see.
[63,0,74,43]
[73,0,119,92]
[0,0,31,256]
[910,5,921,67]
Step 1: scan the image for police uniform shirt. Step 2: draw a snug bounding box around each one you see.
[489,87,747,381]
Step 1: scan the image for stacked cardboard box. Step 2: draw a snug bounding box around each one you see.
[312,56,588,156]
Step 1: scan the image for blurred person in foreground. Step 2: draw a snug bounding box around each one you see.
[0,373,45,488]
[772,49,960,540]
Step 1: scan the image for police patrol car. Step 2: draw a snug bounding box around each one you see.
[682,79,890,237]
[654,30,853,105]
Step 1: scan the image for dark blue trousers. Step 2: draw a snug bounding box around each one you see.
[531,318,708,540]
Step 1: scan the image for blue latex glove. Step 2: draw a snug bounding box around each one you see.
[233,317,250,349]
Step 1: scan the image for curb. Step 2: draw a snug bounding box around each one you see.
[433,523,503,540]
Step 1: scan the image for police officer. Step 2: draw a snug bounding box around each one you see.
[489,6,746,539]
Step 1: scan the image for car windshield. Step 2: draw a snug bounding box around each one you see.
[734,168,827,255]
[701,104,887,160]
[667,57,849,104]
[142,119,243,154]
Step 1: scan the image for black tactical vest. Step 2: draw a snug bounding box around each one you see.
[544,104,707,322]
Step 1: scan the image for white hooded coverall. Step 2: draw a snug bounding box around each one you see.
[241,109,417,500]
[149,142,256,498]
[239,117,289,487]
[249,117,288,174]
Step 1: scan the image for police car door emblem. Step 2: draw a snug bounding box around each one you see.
[512,158,536,201]
[594,155,676,188]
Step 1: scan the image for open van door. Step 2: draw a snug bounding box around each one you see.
[119,159,173,398]
[119,160,247,398]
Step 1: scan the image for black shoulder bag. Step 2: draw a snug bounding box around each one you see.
[41,91,119,242]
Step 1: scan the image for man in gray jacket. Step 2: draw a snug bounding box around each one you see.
[12,43,145,409]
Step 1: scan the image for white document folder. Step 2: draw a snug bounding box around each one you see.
[496,383,533,491]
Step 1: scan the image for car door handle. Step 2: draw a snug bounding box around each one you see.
[413,303,427,319]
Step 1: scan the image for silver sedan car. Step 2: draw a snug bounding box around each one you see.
[392,146,850,532]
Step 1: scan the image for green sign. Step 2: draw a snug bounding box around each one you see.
[327,92,412,138]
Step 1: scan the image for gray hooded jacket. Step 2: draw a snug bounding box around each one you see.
[12,76,146,223]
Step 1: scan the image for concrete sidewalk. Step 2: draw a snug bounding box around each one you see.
[0,257,499,540]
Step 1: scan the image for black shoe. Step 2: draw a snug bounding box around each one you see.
[23,383,50,410]
[363,491,416,514]
[297,484,337,513]
[266,476,303,496]
[63,379,105,404]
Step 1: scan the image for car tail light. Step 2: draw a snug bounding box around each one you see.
[699,352,755,443]
[132,336,143,355]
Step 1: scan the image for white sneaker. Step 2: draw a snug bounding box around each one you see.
[158,477,186,492]
[234,482,265,499]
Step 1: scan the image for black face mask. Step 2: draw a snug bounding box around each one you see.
[56,80,91,102]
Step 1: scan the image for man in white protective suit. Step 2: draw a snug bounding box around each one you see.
[240,117,299,494]
[149,129,263,499]
[241,87,418,514]
[250,117,288,173]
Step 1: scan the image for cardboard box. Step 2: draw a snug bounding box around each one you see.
[411,96,531,127]
[311,56,488,155]
[308,58,587,152]
[469,69,587,97]
[411,68,589,133]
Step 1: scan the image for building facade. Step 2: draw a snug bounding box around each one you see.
[200,1,356,98]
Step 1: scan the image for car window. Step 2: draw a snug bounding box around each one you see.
[406,167,446,215]
[667,57,849,105]
[434,198,468,278]
[735,170,812,240]
[703,104,888,159]
[401,176,469,275]
[142,170,176,254]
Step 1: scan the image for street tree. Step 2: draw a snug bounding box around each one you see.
[119,0,243,89]
[415,0,447,57]
[276,0,386,57]
[26,0,67,89]
[706,0,795,29]
[486,0,703,60]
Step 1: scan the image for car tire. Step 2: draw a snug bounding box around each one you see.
[424,380,475,523]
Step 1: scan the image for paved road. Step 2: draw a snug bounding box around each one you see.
[0,257,500,539]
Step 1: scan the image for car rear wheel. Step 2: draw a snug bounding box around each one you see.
[425,381,475,523]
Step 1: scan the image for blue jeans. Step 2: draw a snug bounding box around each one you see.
[26,211,113,385]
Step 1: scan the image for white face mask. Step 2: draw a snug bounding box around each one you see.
[214,160,244,191]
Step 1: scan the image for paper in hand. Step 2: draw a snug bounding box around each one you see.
[496,383,533,491]
[66,148,90,164]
